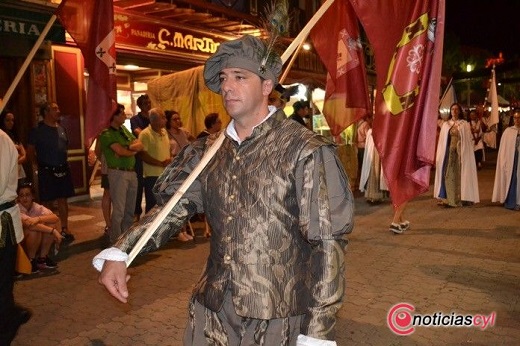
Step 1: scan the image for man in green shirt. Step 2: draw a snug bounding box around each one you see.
[99,104,143,244]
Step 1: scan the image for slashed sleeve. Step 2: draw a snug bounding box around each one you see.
[296,143,354,340]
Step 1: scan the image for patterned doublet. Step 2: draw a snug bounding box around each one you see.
[116,115,354,337]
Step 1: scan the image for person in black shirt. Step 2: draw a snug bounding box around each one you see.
[289,100,310,126]
[196,113,222,139]
[27,102,75,243]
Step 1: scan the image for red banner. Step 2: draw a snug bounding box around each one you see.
[56,0,117,146]
[349,0,445,207]
[310,0,370,136]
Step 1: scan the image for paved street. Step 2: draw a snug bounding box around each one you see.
[12,152,520,345]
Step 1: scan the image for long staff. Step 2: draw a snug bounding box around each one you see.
[126,0,336,266]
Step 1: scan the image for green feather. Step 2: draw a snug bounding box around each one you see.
[260,0,290,72]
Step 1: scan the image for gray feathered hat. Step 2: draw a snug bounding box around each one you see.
[204,35,283,93]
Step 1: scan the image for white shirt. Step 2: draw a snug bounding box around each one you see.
[0,129,24,243]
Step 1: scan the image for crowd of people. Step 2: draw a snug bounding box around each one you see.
[433,103,519,210]
[0,92,228,343]
[1,102,78,344]
[93,96,225,245]
[356,103,520,236]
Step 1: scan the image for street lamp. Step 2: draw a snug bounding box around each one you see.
[466,64,474,108]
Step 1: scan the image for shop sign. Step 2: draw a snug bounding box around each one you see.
[114,10,232,57]
[0,19,42,37]
[0,5,65,43]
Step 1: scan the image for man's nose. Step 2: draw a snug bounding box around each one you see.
[221,79,234,94]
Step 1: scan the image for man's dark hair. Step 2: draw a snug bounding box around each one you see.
[39,102,51,117]
[110,104,125,121]
[17,180,35,194]
[136,94,150,109]
[293,100,310,112]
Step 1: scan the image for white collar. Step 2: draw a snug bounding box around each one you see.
[226,105,277,144]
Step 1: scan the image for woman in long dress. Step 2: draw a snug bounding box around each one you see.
[359,128,388,203]
[492,109,520,210]
[434,103,479,207]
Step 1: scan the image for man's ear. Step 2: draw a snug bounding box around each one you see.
[262,79,274,96]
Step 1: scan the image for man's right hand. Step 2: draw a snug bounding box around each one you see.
[98,260,131,303]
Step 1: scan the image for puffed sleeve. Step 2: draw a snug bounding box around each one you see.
[296,144,354,340]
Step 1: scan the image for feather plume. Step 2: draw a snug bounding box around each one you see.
[259,0,290,74]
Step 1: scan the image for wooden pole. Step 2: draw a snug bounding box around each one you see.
[280,34,308,84]
[126,132,225,265]
[280,0,334,63]
[439,77,453,105]
[125,0,335,266]
[0,15,57,115]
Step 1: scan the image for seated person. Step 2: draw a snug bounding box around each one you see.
[17,182,63,272]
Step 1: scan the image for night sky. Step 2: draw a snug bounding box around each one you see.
[445,0,520,58]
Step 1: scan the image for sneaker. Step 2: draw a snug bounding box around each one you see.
[400,220,410,231]
[30,258,40,274]
[61,231,75,243]
[37,256,58,269]
[389,223,404,234]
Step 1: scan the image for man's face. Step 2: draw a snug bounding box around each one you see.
[3,112,14,130]
[297,106,310,117]
[138,98,152,113]
[219,67,271,121]
[17,187,34,210]
[114,108,126,127]
[47,103,61,122]
[151,112,166,130]
[513,111,520,128]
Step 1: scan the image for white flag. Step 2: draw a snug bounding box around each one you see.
[487,69,499,127]
[439,84,457,118]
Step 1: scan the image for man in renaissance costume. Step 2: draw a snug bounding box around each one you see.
[93,35,354,345]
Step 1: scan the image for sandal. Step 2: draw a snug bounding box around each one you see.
[177,231,192,242]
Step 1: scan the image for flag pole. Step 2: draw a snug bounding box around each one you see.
[439,77,453,106]
[280,0,335,63]
[280,33,308,83]
[0,15,57,115]
[125,0,335,266]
